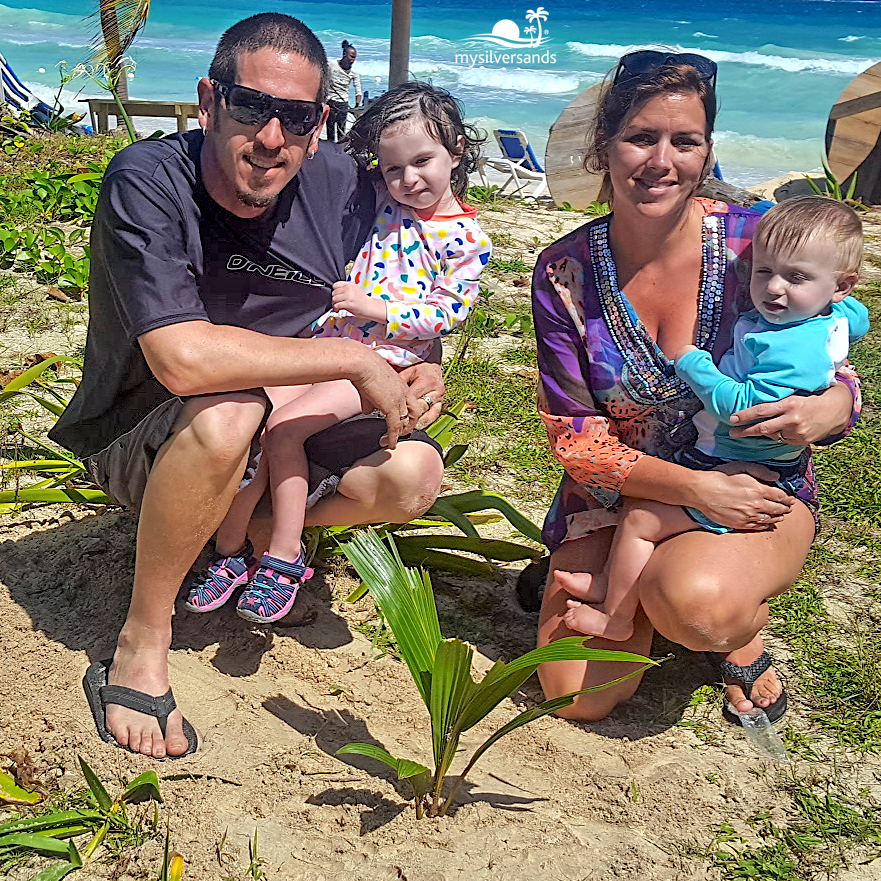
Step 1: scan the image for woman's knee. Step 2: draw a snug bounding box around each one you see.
[645,570,762,649]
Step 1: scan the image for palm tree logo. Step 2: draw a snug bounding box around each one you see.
[525,7,548,47]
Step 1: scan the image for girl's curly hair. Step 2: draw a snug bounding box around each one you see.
[345,81,484,198]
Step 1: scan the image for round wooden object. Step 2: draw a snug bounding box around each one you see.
[544,83,604,209]
[827,61,881,183]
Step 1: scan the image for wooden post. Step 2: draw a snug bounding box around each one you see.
[388,0,412,88]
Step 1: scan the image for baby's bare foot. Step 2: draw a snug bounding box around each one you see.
[554,569,607,604]
[562,599,634,642]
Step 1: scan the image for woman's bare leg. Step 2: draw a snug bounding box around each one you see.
[538,502,815,720]
[638,501,814,712]
[537,529,655,721]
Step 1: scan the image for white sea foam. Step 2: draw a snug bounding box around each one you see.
[840,36,864,42]
[693,32,719,39]
[453,66,581,94]
[567,41,879,75]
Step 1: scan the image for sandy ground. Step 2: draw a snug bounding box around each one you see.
[2,203,881,880]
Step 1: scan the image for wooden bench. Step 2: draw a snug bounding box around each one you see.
[80,98,200,134]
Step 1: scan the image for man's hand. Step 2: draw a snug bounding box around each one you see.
[399,361,446,430]
[332,281,387,322]
[348,345,418,449]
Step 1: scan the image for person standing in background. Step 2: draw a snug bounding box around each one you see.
[326,40,362,141]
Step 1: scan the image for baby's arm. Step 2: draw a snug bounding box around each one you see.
[674,324,835,423]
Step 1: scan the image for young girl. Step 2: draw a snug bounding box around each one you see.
[185,81,491,623]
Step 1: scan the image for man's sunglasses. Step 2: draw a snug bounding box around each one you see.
[612,51,718,89]
[211,80,323,136]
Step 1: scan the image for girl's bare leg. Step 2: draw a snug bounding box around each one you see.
[561,500,697,641]
[263,379,363,561]
[211,385,312,555]
[538,501,815,720]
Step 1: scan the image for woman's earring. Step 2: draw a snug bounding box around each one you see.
[307,152,315,160]
[201,126,207,136]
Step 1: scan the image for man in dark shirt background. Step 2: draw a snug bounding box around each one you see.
[52,13,445,759]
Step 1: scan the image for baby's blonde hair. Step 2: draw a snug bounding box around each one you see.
[754,196,863,276]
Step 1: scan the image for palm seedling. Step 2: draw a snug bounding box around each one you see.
[338,529,658,818]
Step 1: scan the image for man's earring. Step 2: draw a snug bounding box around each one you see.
[307,152,315,160]
[201,126,207,136]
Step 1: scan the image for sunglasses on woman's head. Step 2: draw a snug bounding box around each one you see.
[613,51,718,89]
[210,80,324,136]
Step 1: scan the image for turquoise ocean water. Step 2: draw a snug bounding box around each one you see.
[2,0,880,185]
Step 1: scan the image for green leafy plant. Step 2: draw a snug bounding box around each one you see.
[585,200,611,217]
[0,357,113,512]
[0,757,162,880]
[157,823,184,881]
[465,184,506,205]
[315,401,544,587]
[337,530,657,818]
[805,156,868,210]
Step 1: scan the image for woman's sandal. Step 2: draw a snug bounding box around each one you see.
[236,547,314,624]
[718,650,789,725]
[185,539,257,613]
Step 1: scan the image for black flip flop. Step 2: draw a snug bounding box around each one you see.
[83,659,198,758]
[717,650,788,725]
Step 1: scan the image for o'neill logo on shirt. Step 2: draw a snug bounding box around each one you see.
[226,254,325,287]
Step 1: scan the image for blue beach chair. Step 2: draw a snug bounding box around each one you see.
[479,128,549,199]
[0,51,55,125]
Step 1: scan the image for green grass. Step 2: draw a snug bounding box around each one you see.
[693,773,881,880]
[486,255,532,274]
[444,354,560,499]
[768,553,881,751]
[812,281,881,526]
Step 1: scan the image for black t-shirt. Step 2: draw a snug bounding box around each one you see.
[50,130,374,458]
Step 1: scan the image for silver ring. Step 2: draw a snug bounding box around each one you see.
[776,431,786,443]
[399,413,409,420]
[760,513,769,522]
[420,394,435,408]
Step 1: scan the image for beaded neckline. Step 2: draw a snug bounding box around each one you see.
[590,214,726,405]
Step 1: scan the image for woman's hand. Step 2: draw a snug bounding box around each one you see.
[688,463,795,530]
[729,382,853,446]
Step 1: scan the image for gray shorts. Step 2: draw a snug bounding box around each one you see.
[84,396,441,515]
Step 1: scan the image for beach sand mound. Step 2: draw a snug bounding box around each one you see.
[0,507,798,881]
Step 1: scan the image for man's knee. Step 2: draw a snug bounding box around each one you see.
[178,393,267,467]
[378,442,444,520]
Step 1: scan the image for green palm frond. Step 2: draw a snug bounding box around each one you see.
[87,0,151,66]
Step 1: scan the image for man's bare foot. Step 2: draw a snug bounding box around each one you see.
[562,598,635,641]
[554,569,607,604]
[722,635,784,713]
[105,638,190,759]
